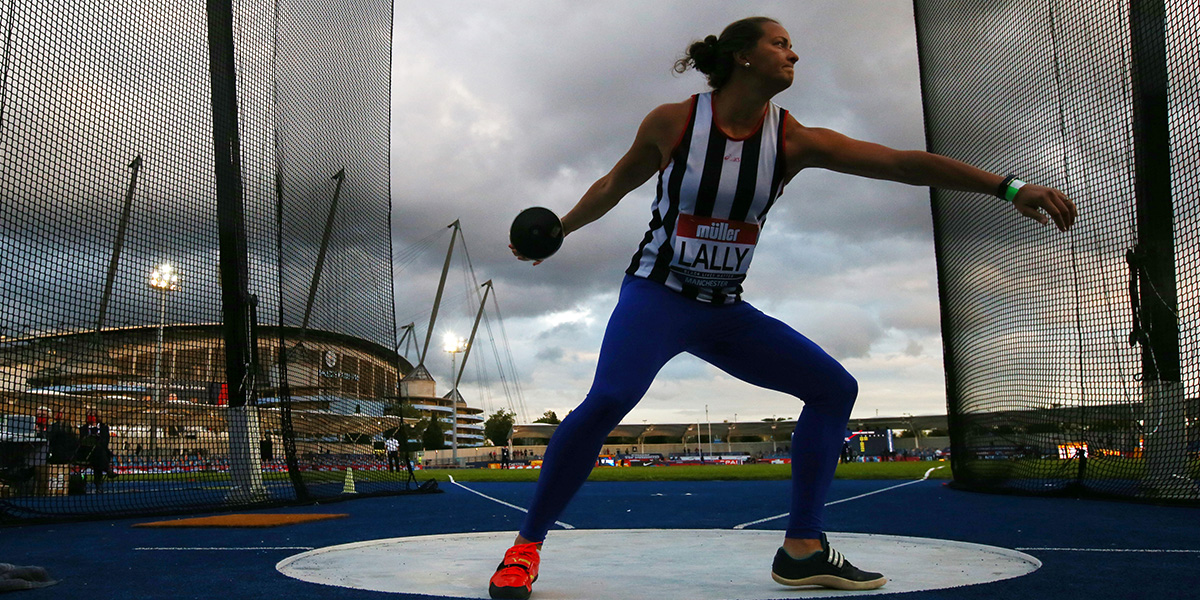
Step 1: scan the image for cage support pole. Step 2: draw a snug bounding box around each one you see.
[1130,0,1187,497]
[207,0,265,502]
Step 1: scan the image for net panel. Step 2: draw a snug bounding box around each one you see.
[915,0,1198,502]
[0,0,415,524]
[272,0,406,498]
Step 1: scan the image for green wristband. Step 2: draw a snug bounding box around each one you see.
[997,174,1026,202]
[1005,178,1026,202]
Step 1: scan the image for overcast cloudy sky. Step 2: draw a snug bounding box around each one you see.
[388,1,953,426]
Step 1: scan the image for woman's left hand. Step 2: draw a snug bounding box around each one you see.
[509,244,545,266]
[1012,185,1077,232]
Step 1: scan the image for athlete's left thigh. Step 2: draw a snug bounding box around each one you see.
[689,304,854,402]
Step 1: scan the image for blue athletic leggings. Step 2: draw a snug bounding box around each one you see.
[519,275,858,542]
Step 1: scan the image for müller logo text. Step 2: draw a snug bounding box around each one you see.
[695,222,742,242]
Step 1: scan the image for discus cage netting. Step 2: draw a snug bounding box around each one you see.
[0,0,430,525]
[915,0,1198,503]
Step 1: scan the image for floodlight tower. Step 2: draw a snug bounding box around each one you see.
[443,333,467,465]
[148,262,180,459]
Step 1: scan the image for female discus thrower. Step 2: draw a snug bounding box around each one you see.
[491,16,1076,600]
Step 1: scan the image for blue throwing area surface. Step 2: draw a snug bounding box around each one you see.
[2,476,1198,599]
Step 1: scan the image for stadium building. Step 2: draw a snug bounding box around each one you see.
[0,325,485,451]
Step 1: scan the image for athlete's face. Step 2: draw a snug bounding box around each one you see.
[745,22,798,91]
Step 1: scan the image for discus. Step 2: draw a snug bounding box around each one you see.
[509,207,564,261]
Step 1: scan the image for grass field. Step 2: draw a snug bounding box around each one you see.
[115,461,950,487]
[135,456,1200,486]
[410,461,954,483]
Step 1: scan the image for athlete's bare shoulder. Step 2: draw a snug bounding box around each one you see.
[641,99,693,139]
[646,98,694,120]
[636,99,694,168]
[781,113,835,179]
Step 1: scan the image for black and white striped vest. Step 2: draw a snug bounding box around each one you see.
[626,92,788,304]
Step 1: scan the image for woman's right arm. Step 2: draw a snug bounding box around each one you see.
[558,102,690,236]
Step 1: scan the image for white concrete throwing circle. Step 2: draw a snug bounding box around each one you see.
[276,529,1040,599]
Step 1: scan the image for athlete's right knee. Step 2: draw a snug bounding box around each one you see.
[824,369,859,415]
[833,369,859,403]
[801,366,858,415]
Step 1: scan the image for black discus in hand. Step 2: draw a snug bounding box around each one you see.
[509,207,564,260]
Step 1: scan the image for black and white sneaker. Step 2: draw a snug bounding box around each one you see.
[771,534,887,590]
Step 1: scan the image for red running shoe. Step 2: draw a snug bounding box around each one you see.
[489,542,541,599]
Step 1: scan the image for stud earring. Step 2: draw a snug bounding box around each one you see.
[743,62,751,67]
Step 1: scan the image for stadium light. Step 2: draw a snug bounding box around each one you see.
[148,262,180,459]
[904,413,920,449]
[149,262,180,291]
[443,333,467,466]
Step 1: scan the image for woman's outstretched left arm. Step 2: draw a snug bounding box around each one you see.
[789,121,1077,232]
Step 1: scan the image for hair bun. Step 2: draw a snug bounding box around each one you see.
[688,34,720,73]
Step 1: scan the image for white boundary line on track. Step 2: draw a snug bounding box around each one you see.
[135,547,315,551]
[449,475,575,530]
[732,466,945,530]
[450,467,943,533]
[1016,548,1200,553]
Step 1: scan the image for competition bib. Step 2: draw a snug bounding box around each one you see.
[670,214,759,290]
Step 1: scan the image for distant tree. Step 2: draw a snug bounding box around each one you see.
[533,410,560,425]
[383,403,425,451]
[484,409,516,447]
[385,402,423,419]
[384,421,421,452]
[407,418,430,452]
[422,418,446,450]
